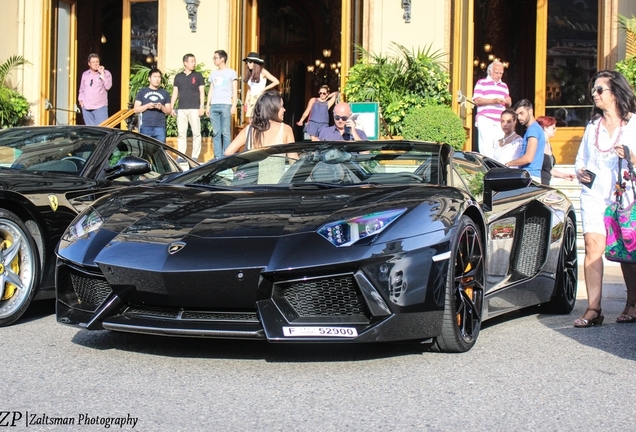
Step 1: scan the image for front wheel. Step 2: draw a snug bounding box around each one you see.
[435,216,485,353]
[0,209,39,327]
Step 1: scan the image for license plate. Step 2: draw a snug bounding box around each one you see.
[282,326,358,338]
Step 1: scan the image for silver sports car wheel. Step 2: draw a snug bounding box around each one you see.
[0,209,38,327]
[435,216,484,353]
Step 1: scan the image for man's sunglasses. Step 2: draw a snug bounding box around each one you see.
[333,115,349,121]
[591,86,610,96]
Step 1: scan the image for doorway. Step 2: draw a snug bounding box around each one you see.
[257,0,342,140]
[471,0,537,150]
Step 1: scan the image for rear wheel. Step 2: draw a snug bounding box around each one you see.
[435,216,484,353]
[545,216,577,314]
[0,209,39,327]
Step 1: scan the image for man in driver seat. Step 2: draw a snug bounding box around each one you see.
[318,102,368,141]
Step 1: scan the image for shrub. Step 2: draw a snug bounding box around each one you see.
[344,43,451,136]
[0,87,29,128]
[401,105,466,150]
[616,56,636,93]
[0,55,30,128]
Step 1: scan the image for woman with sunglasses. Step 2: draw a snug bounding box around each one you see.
[574,70,636,327]
[242,52,279,122]
[296,85,339,141]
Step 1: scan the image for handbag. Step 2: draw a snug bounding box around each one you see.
[604,146,636,263]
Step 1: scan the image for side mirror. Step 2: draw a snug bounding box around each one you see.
[104,155,151,180]
[482,167,532,211]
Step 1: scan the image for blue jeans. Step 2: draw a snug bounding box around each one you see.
[210,104,232,158]
[140,125,166,143]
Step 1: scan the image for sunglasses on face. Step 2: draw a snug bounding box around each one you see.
[591,86,610,96]
[333,115,349,121]
[318,92,327,95]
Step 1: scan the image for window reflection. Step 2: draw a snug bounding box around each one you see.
[545,0,598,126]
[131,1,158,67]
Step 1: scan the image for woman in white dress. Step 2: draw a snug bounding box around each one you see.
[574,70,636,327]
[241,52,279,122]
[493,109,523,164]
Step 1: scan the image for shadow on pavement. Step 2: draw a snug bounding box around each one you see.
[11,299,56,326]
[535,299,636,361]
[70,328,435,362]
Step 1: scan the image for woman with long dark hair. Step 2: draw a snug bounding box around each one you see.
[574,70,636,327]
[225,91,294,155]
[241,52,279,122]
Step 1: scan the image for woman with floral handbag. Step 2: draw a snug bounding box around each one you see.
[574,70,636,327]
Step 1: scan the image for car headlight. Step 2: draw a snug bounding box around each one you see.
[317,208,407,247]
[62,207,104,243]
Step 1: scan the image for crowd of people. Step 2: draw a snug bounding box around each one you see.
[473,61,636,327]
[80,50,369,161]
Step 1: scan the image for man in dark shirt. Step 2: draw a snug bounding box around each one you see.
[170,53,205,161]
[318,102,368,141]
[134,68,171,142]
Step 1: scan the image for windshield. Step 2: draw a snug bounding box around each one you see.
[0,127,108,175]
[172,142,444,188]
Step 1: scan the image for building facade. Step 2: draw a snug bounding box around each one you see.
[2,0,636,162]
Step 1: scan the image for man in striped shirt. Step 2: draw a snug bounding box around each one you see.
[472,60,512,159]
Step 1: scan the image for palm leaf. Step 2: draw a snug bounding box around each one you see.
[0,55,29,88]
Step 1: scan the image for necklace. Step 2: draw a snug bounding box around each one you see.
[595,117,623,153]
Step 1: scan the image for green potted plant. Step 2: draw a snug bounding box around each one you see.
[343,43,451,137]
[0,55,30,128]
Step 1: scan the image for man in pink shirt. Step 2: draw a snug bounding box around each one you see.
[78,53,112,125]
[472,60,511,159]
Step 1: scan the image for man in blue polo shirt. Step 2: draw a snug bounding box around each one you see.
[318,102,368,141]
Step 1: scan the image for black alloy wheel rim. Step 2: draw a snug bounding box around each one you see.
[453,224,484,343]
[561,219,577,303]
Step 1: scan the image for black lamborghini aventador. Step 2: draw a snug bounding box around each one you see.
[0,126,196,326]
[55,141,577,352]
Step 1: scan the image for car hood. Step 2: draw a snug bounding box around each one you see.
[59,184,465,289]
[97,184,462,241]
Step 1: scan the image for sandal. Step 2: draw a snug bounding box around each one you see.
[616,303,636,323]
[574,308,604,328]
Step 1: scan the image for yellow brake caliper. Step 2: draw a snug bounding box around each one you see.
[456,261,473,326]
[0,239,19,301]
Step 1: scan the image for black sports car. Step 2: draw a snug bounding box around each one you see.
[0,126,197,326]
[55,141,577,352]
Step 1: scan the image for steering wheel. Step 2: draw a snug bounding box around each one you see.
[395,172,424,183]
[61,156,87,171]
